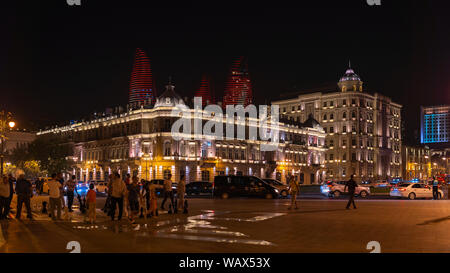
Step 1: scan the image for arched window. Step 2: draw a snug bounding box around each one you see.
[342,112,347,119]
[164,141,171,156]
[201,170,210,181]
[330,113,334,120]
[351,111,356,118]
[163,169,171,180]
[180,142,185,156]
[323,114,327,121]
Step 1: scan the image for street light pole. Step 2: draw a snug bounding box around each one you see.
[0,111,15,177]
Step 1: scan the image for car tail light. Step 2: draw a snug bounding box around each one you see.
[399,188,406,191]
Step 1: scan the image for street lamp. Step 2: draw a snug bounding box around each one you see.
[0,111,15,176]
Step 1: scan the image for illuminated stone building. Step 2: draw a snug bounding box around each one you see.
[38,83,326,184]
[272,64,402,182]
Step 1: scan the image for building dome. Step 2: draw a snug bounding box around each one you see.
[337,62,363,92]
[339,68,361,82]
[154,81,185,108]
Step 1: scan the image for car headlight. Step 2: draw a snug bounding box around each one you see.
[274,189,279,193]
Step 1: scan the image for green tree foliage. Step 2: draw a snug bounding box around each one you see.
[9,135,72,176]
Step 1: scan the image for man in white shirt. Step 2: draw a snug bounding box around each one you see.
[47,173,62,220]
[161,173,174,210]
[108,172,126,221]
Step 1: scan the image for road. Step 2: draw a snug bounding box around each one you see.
[1,196,450,253]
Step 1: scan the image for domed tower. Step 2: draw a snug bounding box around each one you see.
[337,61,363,92]
[154,79,185,108]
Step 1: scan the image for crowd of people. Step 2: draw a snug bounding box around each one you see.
[103,172,187,224]
[0,170,187,224]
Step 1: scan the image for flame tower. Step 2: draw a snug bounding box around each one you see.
[129,48,155,105]
[195,74,215,106]
[223,56,253,107]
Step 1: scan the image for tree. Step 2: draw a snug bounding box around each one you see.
[10,135,73,176]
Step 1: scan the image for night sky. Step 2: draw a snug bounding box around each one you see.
[1,0,450,143]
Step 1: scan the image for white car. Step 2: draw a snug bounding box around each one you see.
[93,181,108,193]
[390,183,444,200]
[320,181,371,198]
[11,194,50,212]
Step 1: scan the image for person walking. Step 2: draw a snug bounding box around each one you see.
[4,174,15,219]
[65,175,77,212]
[287,176,299,210]
[103,174,113,214]
[344,174,358,209]
[127,176,140,224]
[149,181,158,218]
[0,176,10,219]
[177,175,186,213]
[432,176,440,200]
[56,173,66,209]
[48,173,62,220]
[122,174,130,219]
[109,172,126,221]
[161,173,174,211]
[124,173,131,185]
[86,183,96,224]
[15,173,33,220]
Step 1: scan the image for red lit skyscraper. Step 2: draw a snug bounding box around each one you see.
[223,56,253,107]
[129,48,155,105]
[195,74,215,106]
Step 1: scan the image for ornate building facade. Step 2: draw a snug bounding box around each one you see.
[272,65,402,182]
[401,145,431,181]
[37,83,327,184]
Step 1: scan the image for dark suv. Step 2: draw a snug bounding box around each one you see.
[213,175,280,199]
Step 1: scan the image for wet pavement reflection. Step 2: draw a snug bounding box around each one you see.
[68,210,285,246]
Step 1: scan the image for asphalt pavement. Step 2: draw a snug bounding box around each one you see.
[1,195,450,253]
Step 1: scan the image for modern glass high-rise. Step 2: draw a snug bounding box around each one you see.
[421,105,450,145]
[129,48,155,105]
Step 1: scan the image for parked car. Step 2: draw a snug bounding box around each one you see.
[186,181,213,196]
[11,194,49,213]
[320,181,370,198]
[262,178,289,198]
[390,183,444,200]
[213,175,280,199]
[373,181,390,188]
[93,181,108,193]
[149,179,177,196]
[75,181,89,196]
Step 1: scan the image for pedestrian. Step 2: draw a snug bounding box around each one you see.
[34,178,40,194]
[86,183,96,224]
[57,173,66,209]
[39,178,44,194]
[48,173,62,220]
[109,172,126,221]
[15,173,33,220]
[103,174,113,215]
[123,174,130,219]
[161,173,174,211]
[177,175,186,213]
[287,175,299,210]
[139,179,148,219]
[149,181,158,218]
[4,174,15,219]
[432,176,439,200]
[65,175,76,212]
[344,174,358,209]
[127,176,140,224]
[0,176,10,219]
[124,173,131,185]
